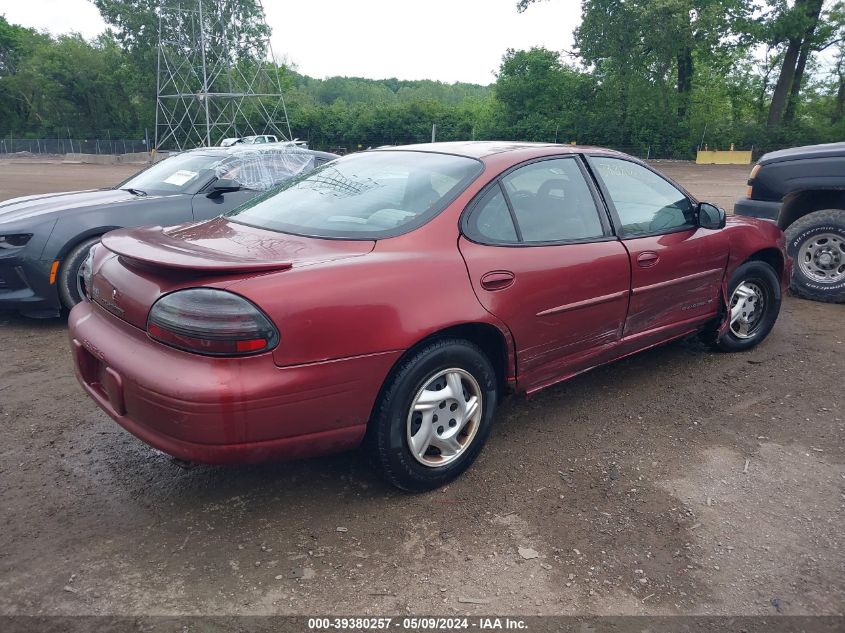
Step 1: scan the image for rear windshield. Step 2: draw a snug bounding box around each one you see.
[225,151,483,239]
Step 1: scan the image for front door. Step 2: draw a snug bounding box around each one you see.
[587,156,728,343]
[459,156,631,392]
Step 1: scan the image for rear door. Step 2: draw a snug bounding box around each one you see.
[587,155,728,343]
[459,156,631,392]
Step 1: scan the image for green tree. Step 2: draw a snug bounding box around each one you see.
[760,0,845,126]
[765,0,823,126]
[494,47,595,142]
[520,0,753,120]
[0,17,146,137]
[90,0,273,135]
[91,0,269,55]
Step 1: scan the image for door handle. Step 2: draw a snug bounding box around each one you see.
[480,270,515,291]
[637,251,660,267]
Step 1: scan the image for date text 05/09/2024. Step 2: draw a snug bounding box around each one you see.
[306,617,528,630]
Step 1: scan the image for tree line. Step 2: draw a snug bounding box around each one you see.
[0,0,843,158]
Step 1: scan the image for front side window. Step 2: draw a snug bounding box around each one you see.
[227,151,482,239]
[590,157,694,237]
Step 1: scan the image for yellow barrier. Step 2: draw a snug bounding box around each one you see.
[696,150,752,165]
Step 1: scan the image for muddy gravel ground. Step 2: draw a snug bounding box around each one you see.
[0,160,842,617]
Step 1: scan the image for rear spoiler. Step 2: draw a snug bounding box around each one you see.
[101,226,293,274]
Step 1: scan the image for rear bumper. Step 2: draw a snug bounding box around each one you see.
[734,197,781,222]
[68,301,402,463]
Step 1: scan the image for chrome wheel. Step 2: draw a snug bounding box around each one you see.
[729,281,766,339]
[798,232,845,284]
[406,368,482,468]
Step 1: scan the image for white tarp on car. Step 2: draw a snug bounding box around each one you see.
[214,147,316,192]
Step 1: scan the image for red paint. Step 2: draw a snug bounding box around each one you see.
[480,270,516,291]
[68,142,788,465]
[460,236,631,390]
[622,227,729,339]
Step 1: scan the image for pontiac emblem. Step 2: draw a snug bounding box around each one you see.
[94,283,125,317]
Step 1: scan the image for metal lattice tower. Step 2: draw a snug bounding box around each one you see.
[154,0,292,151]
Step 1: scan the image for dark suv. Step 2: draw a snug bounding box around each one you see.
[735,141,845,303]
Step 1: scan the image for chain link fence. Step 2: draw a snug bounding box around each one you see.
[0,137,711,161]
[600,145,700,161]
[299,137,703,160]
[0,138,149,156]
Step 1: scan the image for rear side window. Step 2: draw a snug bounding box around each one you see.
[502,158,604,242]
[466,187,517,243]
[464,157,606,245]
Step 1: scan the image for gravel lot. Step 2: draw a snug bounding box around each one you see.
[0,159,842,617]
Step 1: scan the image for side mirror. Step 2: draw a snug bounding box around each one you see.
[208,178,241,197]
[697,202,726,230]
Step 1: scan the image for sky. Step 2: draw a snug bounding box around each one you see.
[0,0,582,85]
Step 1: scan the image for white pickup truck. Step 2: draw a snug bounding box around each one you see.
[220,134,279,146]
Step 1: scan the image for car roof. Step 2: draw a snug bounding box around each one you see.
[374,140,627,160]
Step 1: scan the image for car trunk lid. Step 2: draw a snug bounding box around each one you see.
[92,218,375,330]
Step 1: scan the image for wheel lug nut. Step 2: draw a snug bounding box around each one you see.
[449,419,456,427]
[437,426,444,435]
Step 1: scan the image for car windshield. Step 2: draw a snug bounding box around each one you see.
[118,149,317,195]
[118,153,224,195]
[225,151,482,239]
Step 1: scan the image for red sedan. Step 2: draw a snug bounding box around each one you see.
[69,142,788,491]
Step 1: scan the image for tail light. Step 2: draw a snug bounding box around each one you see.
[147,288,279,356]
[746,163,761,198]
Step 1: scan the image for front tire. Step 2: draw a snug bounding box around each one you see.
[58,237,100,310]
[784,209,845,303]
[367,338,498,492]
[713,260,781,352]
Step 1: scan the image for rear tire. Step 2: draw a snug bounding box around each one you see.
[58,237,100,310]
[367,338,497,492]
[712,261,781,352]
[784,209,845,303]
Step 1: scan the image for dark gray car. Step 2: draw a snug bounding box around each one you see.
[0,145,337,317]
